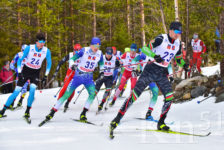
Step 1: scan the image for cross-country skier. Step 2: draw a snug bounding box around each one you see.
[109,22,189,135]
[109,43,146,107]
[112,46,122,86]
[9,44,30,109]
[42,37,104,122]
[0,33,52,123]
[52,43,82,112]
[188,33,206,77]
[95,47,121,112]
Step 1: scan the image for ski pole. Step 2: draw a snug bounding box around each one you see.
[0,72,16,87]
[0,80,17,87]
[197,94,214,104]
[73,86,85,104]
[52,70,75,98]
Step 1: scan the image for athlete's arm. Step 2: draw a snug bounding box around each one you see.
[45,49,52,76]
[142,35,163,57]
[10,53,19,71]
[70,48,84,61]
[54,54,69,75]
[98,52,104,70]
[17,46,30,73]
[175,43,186,67]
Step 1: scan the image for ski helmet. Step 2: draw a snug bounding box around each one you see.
[91,37,101,45]
[73,44,82,51]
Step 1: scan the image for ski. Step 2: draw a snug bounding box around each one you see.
[23,116,31,124]
[71,118,103,126]
[136,128,211,137]
[0,115,7,118]
[38,119,50,127]
[12,106,23,111]
[135,117,175,125]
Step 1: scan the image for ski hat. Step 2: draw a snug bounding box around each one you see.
[125,47,130,52]
[21,44,28,51]
[91,37,101,45]
[130,43,137,51]
[73,44,82,51]
[106,47,113,55]
[169,21,182,34]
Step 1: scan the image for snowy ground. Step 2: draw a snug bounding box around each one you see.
[0,64,224,150]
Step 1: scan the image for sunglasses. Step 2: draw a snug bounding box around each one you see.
[106,52,112,55]
[174,30,182,34]
[131,48,136,52]
[38,40,46,44]
[93,44,101,48]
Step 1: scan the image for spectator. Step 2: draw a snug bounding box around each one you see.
[0,61,14,94]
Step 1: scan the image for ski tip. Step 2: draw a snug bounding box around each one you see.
[207,132,211,136]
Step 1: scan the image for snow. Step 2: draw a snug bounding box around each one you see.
[0,64,224,150]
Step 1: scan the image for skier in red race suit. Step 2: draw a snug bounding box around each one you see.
[53,44,82,111]
[188,33,206,77]
[109,43,146,107]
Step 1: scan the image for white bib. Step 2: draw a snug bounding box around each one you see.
[122,52,139,71]
[191,39,202,53]
[103,55,116,76]
[25,44,47,69]
[152,34,180,67]
[78,47,102,72]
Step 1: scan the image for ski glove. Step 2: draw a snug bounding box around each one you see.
[52,72,58,79]
[132,70,138,77]
[41,75,47,87]
[71,64,77,71]
[169,77,174,84]
[98,72,104,80]
[183,63,189,72]
[154,55,164,63]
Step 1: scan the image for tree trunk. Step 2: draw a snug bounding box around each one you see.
[93,0,96,37]
[28,1,31,41]
[17,0,22,46]
[127,0,131,36]
[140,0,145,46]
[158,0,167,33]
[37,0,40,32]
[131,3,135,41]
[70,0,74,46]
[219,1,224,78]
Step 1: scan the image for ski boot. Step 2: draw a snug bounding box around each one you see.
[80,109,88,122]
[157,121,170,131]
[0,109,6,118]
[109,114,122,139]
[80,114,87,122]
[23,113,31,124]
[98,102,104,112]
[63,101,70,113]
[46,109,56,121]
[145,109,153,120]
[109,100,115,107]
